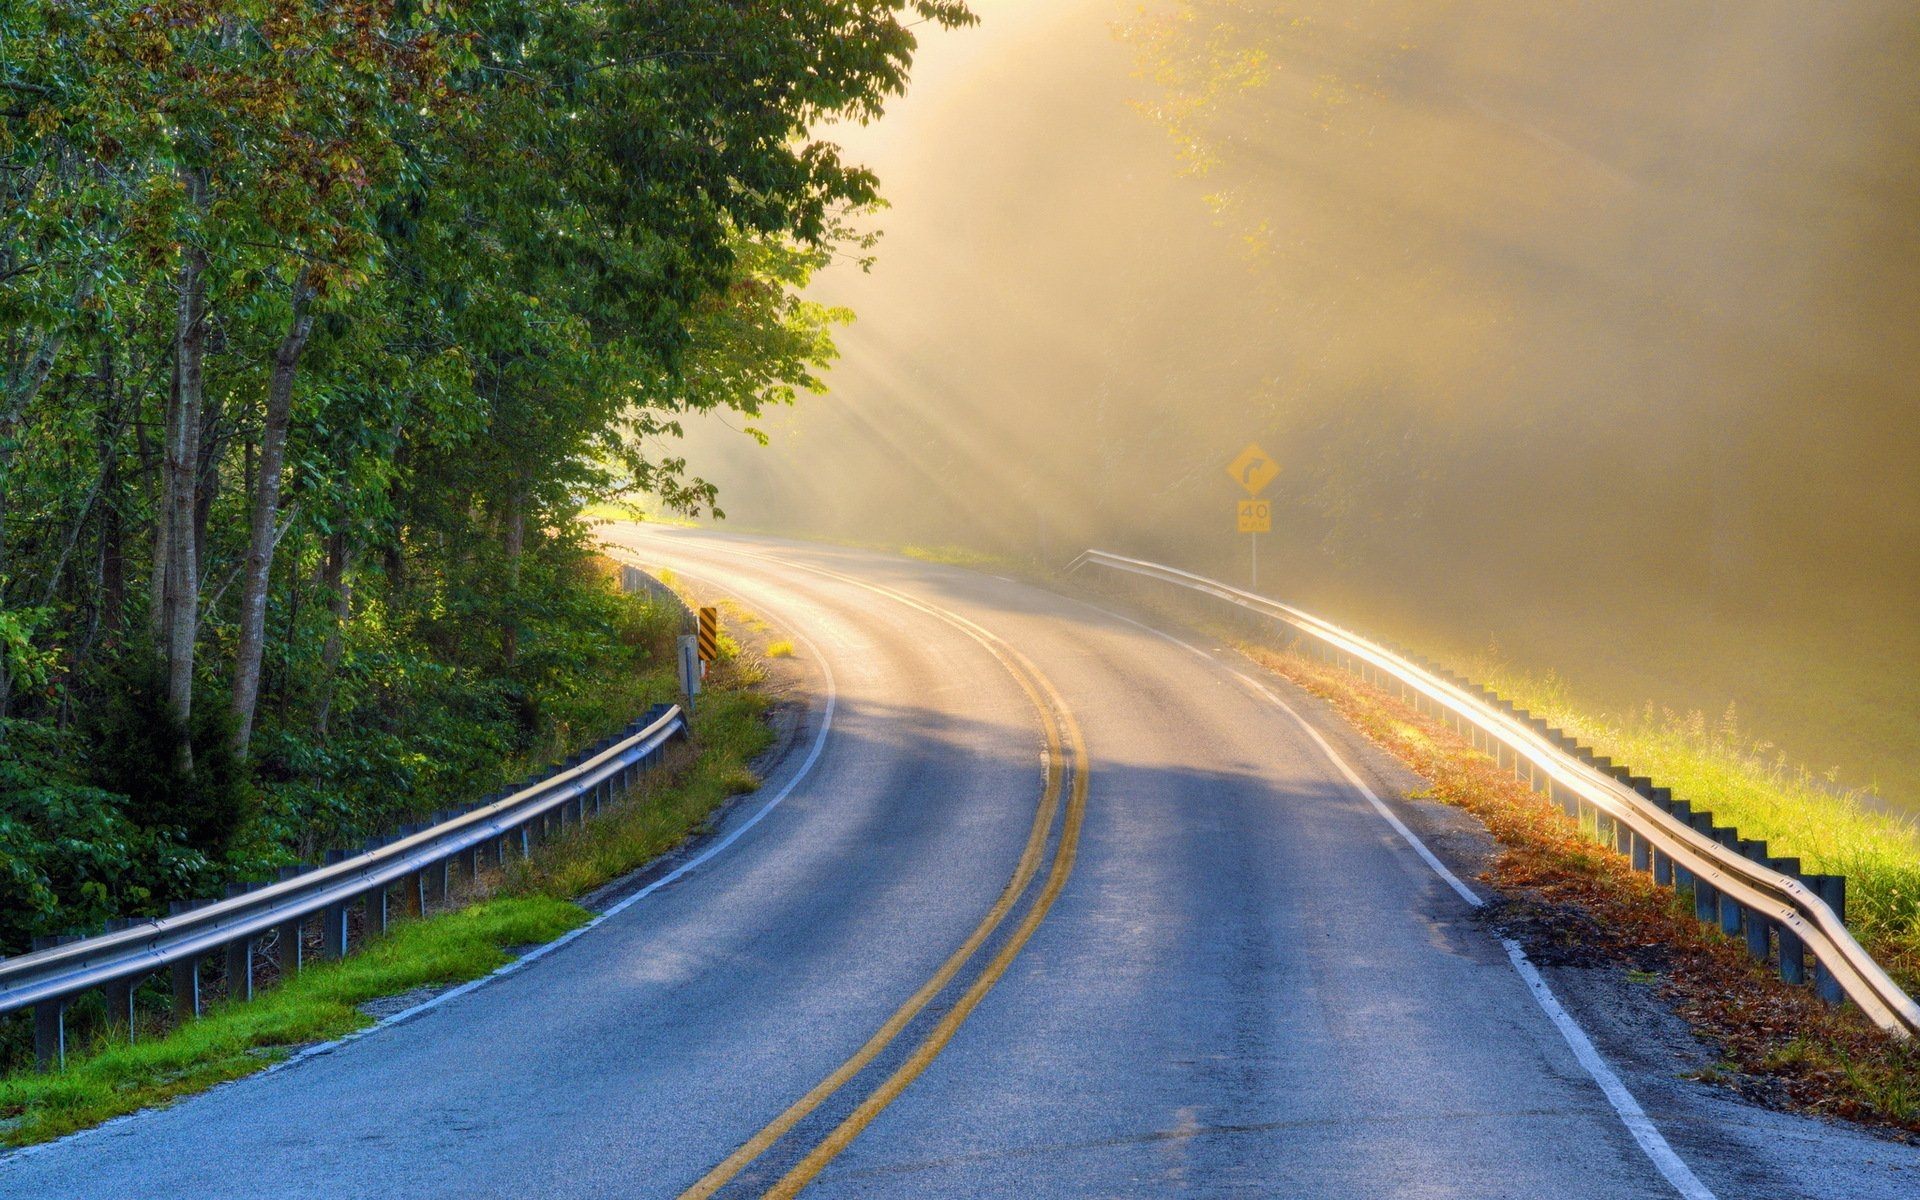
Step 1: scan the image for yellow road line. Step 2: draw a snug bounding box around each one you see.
[765,690,1090,1198]
[674,555,1083,1200]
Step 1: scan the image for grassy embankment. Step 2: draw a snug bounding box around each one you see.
[1255,644,1920,1131]
[0,587,774,1149]
[1449,656,1920,990]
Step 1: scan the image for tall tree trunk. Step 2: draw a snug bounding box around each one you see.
[192,386,226,586]
[311,531,351,739]
[501,477,528,668]
[156,175,210,772]
[96,344,125,640]
[229,272,315,758]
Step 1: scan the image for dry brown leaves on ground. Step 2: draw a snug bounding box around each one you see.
[1247,645,1920,1137]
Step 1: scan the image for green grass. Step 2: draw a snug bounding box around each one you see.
[1464,659,1920,985]
[0,897,587,1146]
[0,630,776,1148]
[900,543,1012,570]
[500,680,773,901]
[718,598,772,634]
[577,499,698,528]
[765,640,794,659]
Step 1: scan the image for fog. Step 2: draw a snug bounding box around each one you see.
[670,1,1920,805]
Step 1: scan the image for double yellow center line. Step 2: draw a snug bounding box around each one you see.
[675,557,1090,1199]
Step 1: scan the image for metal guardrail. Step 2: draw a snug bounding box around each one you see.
[1070,549,1920,1039]
[620,563,693,630]
[2,704,688,1068]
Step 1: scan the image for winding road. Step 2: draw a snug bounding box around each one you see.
[8,529,1916,1198]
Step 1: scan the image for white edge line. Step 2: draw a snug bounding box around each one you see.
[1,567,837,1166]
[1502,938,1716,1200]
[1063,594,1716,1200]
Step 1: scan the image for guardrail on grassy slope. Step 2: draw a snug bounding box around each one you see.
[1070,549,1920,1039]
[621,563,694,629]
[0,704,688,1070]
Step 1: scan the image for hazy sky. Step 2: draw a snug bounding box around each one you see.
[671,1,1920,803]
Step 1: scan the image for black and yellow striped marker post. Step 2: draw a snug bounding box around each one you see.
[697,606,718,673]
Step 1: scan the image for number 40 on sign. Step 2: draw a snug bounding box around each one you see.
[1227,442,1279,590]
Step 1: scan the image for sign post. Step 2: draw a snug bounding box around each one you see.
[1226,443,1279,590]
[676,635,702,713]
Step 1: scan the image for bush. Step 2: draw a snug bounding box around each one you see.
[83,657,252,864]
[0,722,210,953]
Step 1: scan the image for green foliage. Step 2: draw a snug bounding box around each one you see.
[0,0,970,944]
[0,896,589,1146]
[0,723,205,946]
[500,679,772,901]
[84,656,251,862]
[1468,657,1920,988]
[0,637,766,1144]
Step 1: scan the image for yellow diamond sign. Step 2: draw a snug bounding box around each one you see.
[1227,443,1279,496]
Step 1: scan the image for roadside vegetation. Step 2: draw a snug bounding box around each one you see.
[900,544,1013,570]
[1252,644,1920,1133]
[1068,573,1920,1129]
[0,607,778,1148]
[498,653,772,902]
[0,0,973,964]
[0,897,589,1147]
[1455,656,1920,989]
[1079,573,1920,994]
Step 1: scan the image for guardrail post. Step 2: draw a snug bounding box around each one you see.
[1586,757,1613,846]
[426,814,456,902]
[94,918,140,1042]
[1686,813,1718,923]
[275,911,304,981]
[364,882,389,939]
[1525,720,1551,792]
[1711,829,1744,937]
[402,869,427,918]
[29,935,66,1070]
[1811,875,1847,1005]
[1625,779,1653,871]
[1771,857,1806,985]
[1559,741,1587,821]
[1737,840,1772,960]
[1646,787,1673,884]
[168,901,202,1021]
[223,885,256,1002]
[320,851,351,960]
[1669,800,1694,893]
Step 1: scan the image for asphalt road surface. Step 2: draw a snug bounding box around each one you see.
[7,530,1917,1199]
